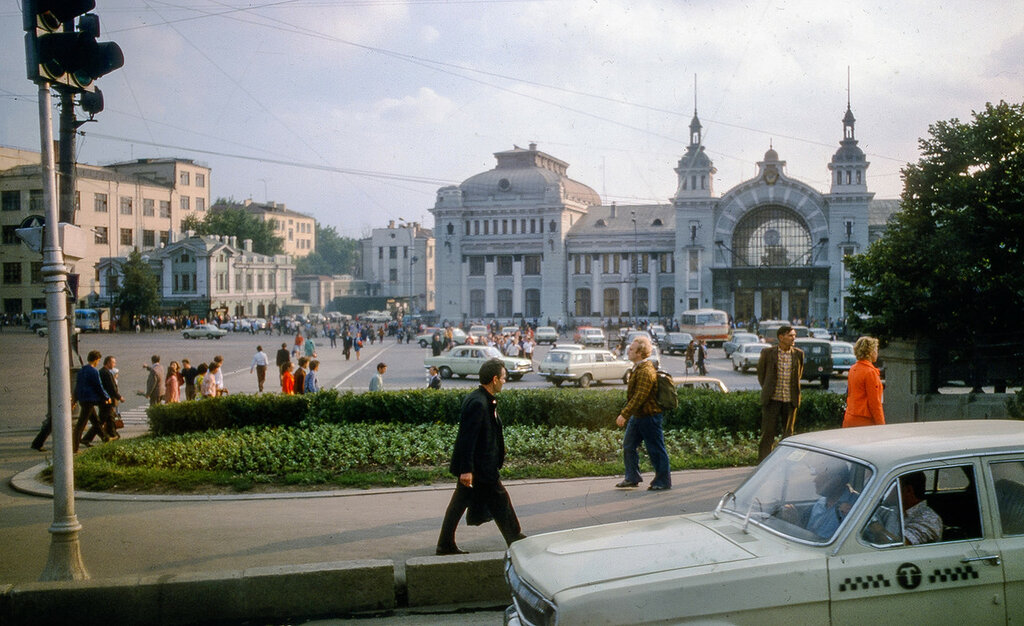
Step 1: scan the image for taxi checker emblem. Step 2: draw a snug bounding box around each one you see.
[896,562,922,589]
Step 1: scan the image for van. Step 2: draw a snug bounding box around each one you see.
[794,338,832,388]
[29,309,47,331]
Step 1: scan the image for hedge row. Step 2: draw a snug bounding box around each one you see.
[148,387,846,436]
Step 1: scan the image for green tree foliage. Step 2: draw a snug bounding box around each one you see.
[185,203,284,255]
[116,249,160,322]
[295,223,360,275]
[846,101,1024,359]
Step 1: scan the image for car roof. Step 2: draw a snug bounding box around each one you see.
[786,420,1024,467]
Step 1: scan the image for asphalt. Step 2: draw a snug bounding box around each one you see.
[0,404,753,621]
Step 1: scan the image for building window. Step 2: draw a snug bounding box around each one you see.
[660,287,675,317]
[470,289,485,318]
[403,246,408,259]
[731,205,811,267]
[92,193,107,213]
[483,220,489,235]
[3,262,22,285]
[524,289,540,317]
[120,228,133,246]
[180,196,190,211]
[497,289,513,317]
[180,171,190,185]
[378,247,383,259]
[246,273,253,290]
[496,256,513,275]
[603,288,619,317]
[2,190,19,211]
[2,225,18,244]
[688,249,700,291]
[160,231,169,246]
[3,298,23,314]
[464,220,470,235]
[30,262,43,284]
[143,198,155,216]
[660,252,674,273]
[196,197,206,212]
[94,226,108,244]
[159,200,170,218]
[524,255,541,275]
[473,220,480,235]
[530,219,536,234]
[195,173,205,187]
[633,288,649,316]
[142,230,155,247]
[389,268,398,282]
[511,220,517,234]
[388,246,396,259]
[119,196,133,215]
[502,219,508,234]
[29,189,43,212]
[257,274,264,290]
[468,256,485,276]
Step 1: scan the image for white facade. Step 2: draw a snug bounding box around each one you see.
[359,221,435,313]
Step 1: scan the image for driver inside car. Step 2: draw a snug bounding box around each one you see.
[779,462,858,539]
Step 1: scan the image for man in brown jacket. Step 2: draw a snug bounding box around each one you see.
[756,325,804,461]
[614,335,672,490]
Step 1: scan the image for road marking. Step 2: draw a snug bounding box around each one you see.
[333,343,395,389]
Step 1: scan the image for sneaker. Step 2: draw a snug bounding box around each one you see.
[615,480,640,488]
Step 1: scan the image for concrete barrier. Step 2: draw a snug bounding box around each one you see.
[405,551,508,608]
[0,560,394,625]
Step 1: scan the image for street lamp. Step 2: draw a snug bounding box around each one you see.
[409,255,419,313]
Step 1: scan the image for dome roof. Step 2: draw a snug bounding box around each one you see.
[678,145,712,169]
[832,142,865,162]
[459,145,601,206]
[763,147,779,162]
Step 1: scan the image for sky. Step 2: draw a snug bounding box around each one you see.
[2,0,1022,239]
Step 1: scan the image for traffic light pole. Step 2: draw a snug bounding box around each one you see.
[36,82,89,582]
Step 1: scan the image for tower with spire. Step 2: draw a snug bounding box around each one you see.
[673,108,716,200]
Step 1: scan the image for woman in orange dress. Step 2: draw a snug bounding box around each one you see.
[843,336,884,427]
[280,360,295,395]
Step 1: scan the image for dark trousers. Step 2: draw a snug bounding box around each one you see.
[255,365,267,392]
[437,480,522,549]
[185,383,196,401]
[72,402,103,452]
[759,400,798,462]
[83,404,117,444]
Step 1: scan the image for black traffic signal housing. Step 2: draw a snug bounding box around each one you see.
[24,0,124,92]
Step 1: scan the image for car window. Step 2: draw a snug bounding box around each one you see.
[990,460,1024,535]
[861,465,982,547]
[546,352,570,363]
[725,447,871,544]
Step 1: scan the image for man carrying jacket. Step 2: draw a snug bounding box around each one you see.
[756,325,805,461]
[436,358,526,555]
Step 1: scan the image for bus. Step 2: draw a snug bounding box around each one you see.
[75,308,103,332]
[679,309,731,347]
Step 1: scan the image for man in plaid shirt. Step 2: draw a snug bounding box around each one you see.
[614,335,672,491]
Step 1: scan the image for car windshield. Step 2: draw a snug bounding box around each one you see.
[544,351,571,363]
[481,346,502,358]
[832,343,853,354]
[722,446,872,544]
[734,333,758,342]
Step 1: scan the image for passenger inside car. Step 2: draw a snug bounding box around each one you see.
[863,471,945,545]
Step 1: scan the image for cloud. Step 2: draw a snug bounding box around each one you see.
[420,25,440,44]
[373,87,455,124]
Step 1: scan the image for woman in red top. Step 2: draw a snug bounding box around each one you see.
[843,336,884,427]
[280,360,295,395]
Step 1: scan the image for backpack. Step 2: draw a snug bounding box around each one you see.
[654,369,678,412]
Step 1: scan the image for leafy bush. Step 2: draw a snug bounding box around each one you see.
[149,387,847,435]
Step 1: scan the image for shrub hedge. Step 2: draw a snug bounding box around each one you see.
[148,387,846,435]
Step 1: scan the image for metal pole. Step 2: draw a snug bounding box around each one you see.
[37,83,89,581]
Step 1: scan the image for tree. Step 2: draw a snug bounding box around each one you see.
[846,101,1024,363]
[116,249,160,324]
[184,204,284,255]
[295,224,361,275]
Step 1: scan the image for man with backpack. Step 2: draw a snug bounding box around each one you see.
[613,335,672,491]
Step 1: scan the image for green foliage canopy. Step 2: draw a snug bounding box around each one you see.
[846,100,1024,356]
[116,249,160,320]
[183,203,284,255]
[295,223,360,275]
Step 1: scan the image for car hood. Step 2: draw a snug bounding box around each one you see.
[509,515,763,598]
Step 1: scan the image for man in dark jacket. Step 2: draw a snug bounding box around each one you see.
[756,325,805,461]
[72,350,110,453]
[82,355,125,445]
[436,358,525,555]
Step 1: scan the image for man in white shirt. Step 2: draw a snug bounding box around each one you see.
[250,345,269,392]
[369,362,387,391]
[213,355,227,395]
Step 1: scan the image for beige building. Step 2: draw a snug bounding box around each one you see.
[213,200,316,259]
[1,148,211,313]
[359,221,435,313]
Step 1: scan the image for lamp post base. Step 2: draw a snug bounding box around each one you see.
[39,523,89,582]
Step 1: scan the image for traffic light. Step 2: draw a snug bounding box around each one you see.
[23,0,123,92]
[80,89,104,117]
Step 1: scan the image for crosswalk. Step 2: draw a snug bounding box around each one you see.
[118,405,150,427]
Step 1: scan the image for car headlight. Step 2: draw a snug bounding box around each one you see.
[505,557,556,626]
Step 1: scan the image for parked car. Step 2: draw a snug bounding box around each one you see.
[424,345,532,381]
[723,331,761,358]
[501,326,521,336]
[538,348,632,388]
[36,325,81,337]
[182,323,227,339]
[648,324,666,340]
[468,325,489,341]
[731,342,770,372]
[533,326,558,344]
[551,343,585,351]
[831,341,856,374]
[659,332,694,355]
[795,337,833,388]
[505,420,1024,625]
[674,375,728,392]
[415,327,468,348]
[572,326,606,347]
[760,322,810,344]
[809,326,832,340]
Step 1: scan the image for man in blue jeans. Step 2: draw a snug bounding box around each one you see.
[614,335,671,491]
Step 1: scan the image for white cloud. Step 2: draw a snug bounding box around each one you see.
[373,87,456,124]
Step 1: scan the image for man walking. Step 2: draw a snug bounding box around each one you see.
[73,350,110,453]
[304,359,321,393]
[436,359,526,555]
[250,345,269,393]
[614,335,671,491]
[181,358,198,401]
[369,362,387,391]
[83,355,125,445]
[143,355,165,407]
[756,325,805,461]
[276,342,290,370]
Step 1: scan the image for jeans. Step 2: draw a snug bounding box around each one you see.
[622,412,671,488]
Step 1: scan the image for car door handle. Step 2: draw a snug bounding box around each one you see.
[961,554,1001,566]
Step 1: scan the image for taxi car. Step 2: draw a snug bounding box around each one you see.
[182,323,227,339]
[505,420,1024,625]
[537,348,631,387]
[424,345,532,381]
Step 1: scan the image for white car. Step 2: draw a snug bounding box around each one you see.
[533,326,558,344]
[731,341,770,372]
[506,420,1024,625]
[674,375,728,392]
[424,345,532,381]
[182,323,227,339]
[538,348,631,387]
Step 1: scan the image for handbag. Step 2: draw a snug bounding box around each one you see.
[114,410,124,429]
